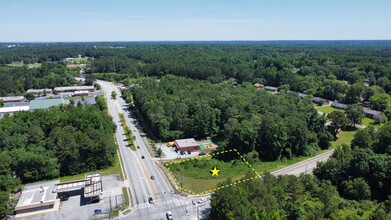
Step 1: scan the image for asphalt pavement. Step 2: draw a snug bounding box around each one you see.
[98,80,205,220]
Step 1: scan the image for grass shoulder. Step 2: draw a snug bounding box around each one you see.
[58,150,122,182]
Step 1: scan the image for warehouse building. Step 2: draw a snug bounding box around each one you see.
[29,98,69,110]
[0,96,25,102]
[0,106,30,118]
[53,86,94,93]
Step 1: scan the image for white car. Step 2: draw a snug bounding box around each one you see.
[198,198,207,204]
[166,211,173,220]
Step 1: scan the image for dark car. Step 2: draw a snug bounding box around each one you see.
[141,156,145,159]
[60,194,69,201]
[137,145,140,149]
[148,197,154,204]
[151,175,155,180]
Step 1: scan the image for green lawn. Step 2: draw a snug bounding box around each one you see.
[316,105,343,114]
[58,150,122,182]
[330,130,355,148]
[361,117,383,128]
[167,154,256,194]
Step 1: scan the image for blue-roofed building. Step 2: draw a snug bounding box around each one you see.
[29,98,69,110]
[331,102,348,110]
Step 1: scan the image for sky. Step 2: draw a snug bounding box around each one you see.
[0,0,390,42]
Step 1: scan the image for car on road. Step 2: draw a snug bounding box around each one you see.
[137,145,140,149]
[198,198,207,204]
[141,156,145,159]
[148,196,154,204]
[166,211,173,220]
[151,175,155,180]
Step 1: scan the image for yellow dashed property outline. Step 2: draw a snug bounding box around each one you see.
[165,149,260,195]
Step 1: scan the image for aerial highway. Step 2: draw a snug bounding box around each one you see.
[98,80,208,220]
[98,80,334,220]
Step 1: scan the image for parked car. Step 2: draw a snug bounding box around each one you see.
[198,198,207,204]
[60,194,69,201]
[166,211,173,220]
[151,175,155,180]
[148,196,154,204]
[141,156,145,159]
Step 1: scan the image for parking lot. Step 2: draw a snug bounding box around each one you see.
[19,175,124,220]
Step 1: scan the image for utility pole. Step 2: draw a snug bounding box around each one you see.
[109,196,112,220]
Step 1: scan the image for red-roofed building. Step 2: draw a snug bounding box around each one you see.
[175,138,200,153]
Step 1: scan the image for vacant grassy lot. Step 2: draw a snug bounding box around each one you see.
[330,130,355,148]
[167,152,257,194]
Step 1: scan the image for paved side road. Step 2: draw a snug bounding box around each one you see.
[272,150,334,176]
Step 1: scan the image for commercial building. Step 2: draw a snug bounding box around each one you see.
[72,90,89,96]
[53,86,94,93]
[29,98,69,110]
[175,138,200,154]
[15,180,60,216]
[0,106,30,118]
[26,88,52,95]
[0,96,25,102]
[15,173,103,218]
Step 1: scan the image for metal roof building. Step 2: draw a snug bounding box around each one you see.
[29,98,69,110]
[0,106,30,118]
[26,88,52,94]
[0,96,25,102]
[53,86,94,93]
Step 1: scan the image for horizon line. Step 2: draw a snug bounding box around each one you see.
[1,39,391,44]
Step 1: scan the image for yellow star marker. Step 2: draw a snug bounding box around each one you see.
[210,167,220,176]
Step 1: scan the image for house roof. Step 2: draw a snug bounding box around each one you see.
[175,138,199,148]
[297,92,308,98]
[331,102,348,109]
[29,98,69,110]
[363,107,381,116]
[265,86,278,90]
[312,97,328,102]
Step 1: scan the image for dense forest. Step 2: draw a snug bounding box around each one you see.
[0,62,78,96]
[0,98,116,217]
[131,75,331,161]
[210,122,391,220]
[1,42,391,110]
